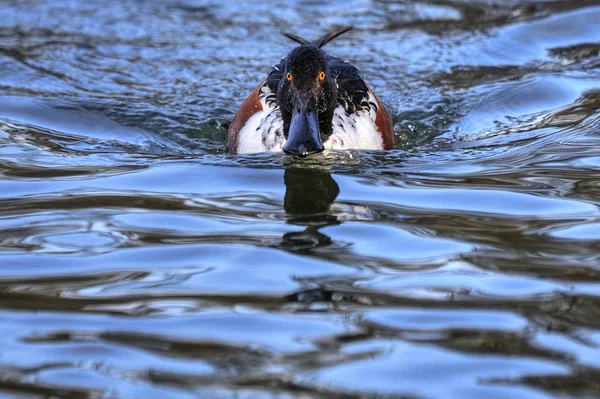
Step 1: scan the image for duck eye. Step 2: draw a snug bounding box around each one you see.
[319,71,326,81]
[286,72,293,81]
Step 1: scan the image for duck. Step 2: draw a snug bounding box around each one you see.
[227,26,395,157]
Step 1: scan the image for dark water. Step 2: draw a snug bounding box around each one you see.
[2,1,600,398]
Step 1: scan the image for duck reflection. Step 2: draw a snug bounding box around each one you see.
[280,167,340,251]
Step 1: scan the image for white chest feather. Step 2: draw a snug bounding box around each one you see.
[237,99,280,154]
[324,93,383,150]
[237,91,383,154]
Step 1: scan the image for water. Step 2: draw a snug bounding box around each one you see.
[1,0,600,398]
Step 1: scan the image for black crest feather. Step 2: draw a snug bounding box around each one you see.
[283,26,353,48]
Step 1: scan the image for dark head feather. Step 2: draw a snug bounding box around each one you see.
[282,26,353,48]
[282,32,310,45]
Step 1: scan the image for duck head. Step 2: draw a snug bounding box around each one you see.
[277,46,336,157]
[277,26,352,157]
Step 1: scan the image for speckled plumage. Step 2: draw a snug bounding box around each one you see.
[228,27,394,155]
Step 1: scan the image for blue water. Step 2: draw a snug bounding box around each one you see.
[2,1,600,398]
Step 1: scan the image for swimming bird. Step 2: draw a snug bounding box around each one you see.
[227,26,395,157]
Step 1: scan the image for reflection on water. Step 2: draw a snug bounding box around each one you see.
[281,168,339,253]
[2,0,600,398]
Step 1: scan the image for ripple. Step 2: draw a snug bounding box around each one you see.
[339,176,598,217]
[550,222,600,240]
[304,339,568,398]
[2,1,600,398]
[363,307,529,332]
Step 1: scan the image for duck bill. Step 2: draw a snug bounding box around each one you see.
[283,94,324,157]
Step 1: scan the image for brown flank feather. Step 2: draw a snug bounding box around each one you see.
[228,81,264,153]
[366,85,395,150]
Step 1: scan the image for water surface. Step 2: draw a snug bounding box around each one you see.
[2,1,600,398]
